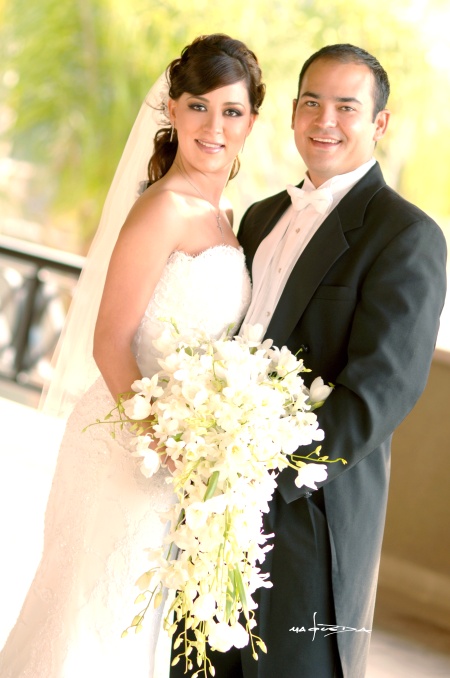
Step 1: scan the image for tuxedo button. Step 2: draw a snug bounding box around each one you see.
[299,344,310,353]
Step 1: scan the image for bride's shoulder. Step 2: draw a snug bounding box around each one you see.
[133,182,187,216]
[121,184,189,243]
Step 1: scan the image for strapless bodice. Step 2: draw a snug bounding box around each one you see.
[132,245,251,377]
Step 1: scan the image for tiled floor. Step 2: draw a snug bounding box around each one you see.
[1,395,449,676]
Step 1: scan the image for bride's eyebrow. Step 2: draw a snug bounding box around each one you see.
[186,95,245,107]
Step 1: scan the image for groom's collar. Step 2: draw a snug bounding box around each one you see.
[301,157,376,195]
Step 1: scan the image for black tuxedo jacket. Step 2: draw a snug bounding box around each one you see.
[238,163,447,677]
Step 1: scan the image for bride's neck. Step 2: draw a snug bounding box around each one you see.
[170,157,229,207]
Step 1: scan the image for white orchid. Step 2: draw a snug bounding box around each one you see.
[308,376,334,407]
[208,620,249,652]
[122,394,152,420]
[129,434,153,453]
[294,461,329,490]
[191,593,216,621]
[95,322,344,675]
[270,344,303,377]
[237,322,266,347]
[131,374,164,399]
[138,447,161,478]
[159,558,191,590]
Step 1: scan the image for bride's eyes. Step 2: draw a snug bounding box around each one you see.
[187,104,243,117]
[224,108,243,117]
[189,103,207,112]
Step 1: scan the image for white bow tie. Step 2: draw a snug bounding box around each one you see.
[286,184,333,215]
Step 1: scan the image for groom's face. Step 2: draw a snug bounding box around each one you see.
[292,58,389,187]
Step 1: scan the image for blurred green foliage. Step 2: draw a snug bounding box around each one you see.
[1,0,449,252]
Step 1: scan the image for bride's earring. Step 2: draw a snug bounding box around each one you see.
[170,125,175,142]
[230,156,240,178]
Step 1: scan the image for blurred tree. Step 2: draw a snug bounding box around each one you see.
[0,0,180,248]
[0,0,449,252]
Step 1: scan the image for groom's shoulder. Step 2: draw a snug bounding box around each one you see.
[241,189,289,224]
[368,182,442,233]
[356,163,434,223]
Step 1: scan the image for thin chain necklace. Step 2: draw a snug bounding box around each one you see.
[175,161,225,239]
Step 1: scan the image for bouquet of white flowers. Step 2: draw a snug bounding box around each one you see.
[96,322,344,677]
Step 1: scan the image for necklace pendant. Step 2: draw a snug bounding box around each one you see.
[215,214,224,237]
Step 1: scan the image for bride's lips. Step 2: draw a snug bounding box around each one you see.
[195,139,225,153]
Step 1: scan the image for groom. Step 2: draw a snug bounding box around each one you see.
[169,44,446,678]
[235,44,446,678]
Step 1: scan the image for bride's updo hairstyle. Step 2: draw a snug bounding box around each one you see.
[147,33,265,185]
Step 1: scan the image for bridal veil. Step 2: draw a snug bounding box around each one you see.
[41,72,170,417]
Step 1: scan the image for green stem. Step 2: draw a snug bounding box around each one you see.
[203,470,219,501]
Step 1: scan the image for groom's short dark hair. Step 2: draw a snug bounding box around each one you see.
[297,44,390,119]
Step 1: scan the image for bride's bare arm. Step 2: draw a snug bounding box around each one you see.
[93,190,184,402]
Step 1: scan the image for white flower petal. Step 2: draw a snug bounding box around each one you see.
[123,395,152,420]
[308,377,333,404]
[294,462,328,490]
[191,593,216,621]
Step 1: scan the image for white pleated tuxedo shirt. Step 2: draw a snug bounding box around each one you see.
[243,158,376,334]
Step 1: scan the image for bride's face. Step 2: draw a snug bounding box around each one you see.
[168,81,255,176]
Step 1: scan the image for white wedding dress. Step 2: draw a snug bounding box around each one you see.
[0,245,251,678]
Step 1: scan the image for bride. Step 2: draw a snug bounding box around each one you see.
[0,34,265,677]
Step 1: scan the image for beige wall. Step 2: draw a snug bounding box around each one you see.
[378,350,450,628]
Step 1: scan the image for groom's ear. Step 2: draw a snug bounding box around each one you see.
[291,99,298,130]
[373,109,390,141]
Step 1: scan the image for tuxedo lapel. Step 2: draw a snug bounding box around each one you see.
[243,193,292,275]
[265,210,348,345]
[265,163,386,346]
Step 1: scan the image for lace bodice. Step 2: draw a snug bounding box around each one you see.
[132,245,251,376]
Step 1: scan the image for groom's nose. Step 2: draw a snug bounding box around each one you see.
[314,105,338,128]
